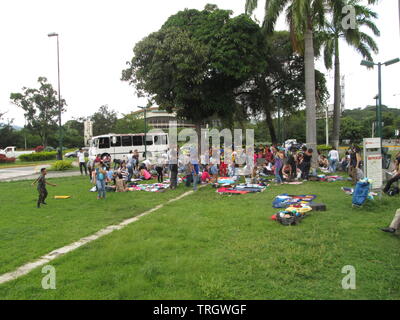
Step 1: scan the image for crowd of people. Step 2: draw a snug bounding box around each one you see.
[82,143,375,201]
[31,143,400,235]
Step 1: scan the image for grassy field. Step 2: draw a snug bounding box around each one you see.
[0,175,399,300]
[0,176,186,275]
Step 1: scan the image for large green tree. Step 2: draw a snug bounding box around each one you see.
[90,105,118,136]
[122,5,266,149]
[115,112,146,134]
[10,77,66,148]
[319,0,379,148]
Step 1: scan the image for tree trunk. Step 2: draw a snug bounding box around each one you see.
[259,77,277,144]
[304,25,318,169]
[332,36,341,149]
[265,110,277,144]
[195,121,202,159]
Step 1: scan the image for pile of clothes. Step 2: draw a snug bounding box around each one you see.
[271,194,317,226]
[216,183,267,195]
[128,183,170,192]
[272,194,316,208]
[317,175,345,182]
[271,204,313,226]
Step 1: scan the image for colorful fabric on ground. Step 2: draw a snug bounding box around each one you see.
[217,177,238,185]
[129,183,170,192]
[272,194,317,208]
[318,175,345,182]
[217,183,267,195]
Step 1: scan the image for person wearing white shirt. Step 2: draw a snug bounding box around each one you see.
[77,148,88,175]
[328,147,339,173]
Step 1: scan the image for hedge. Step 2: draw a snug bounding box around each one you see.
[50,160,73,171]
[317,145,332,152]
[19,151,57,162]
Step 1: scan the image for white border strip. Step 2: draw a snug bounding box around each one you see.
[0,190,194,285]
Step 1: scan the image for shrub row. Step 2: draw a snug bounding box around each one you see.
[19,151,57,162]
[50,160,74,171]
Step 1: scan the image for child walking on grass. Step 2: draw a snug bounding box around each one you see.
[32,168,57,208]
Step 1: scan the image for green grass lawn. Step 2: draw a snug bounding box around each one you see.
[0,176,186,275]
[0,176,399,300]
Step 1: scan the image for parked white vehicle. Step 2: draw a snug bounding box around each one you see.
[89,132,169,162]
[0,146,36,158]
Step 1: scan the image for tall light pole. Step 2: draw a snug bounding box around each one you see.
[48,32,63,160]
[361,58,400,142]
[373,94,379,137]
[138,106,148,159]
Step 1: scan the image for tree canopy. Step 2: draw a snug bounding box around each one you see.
[10,77,66,147]
[122,5,266,139]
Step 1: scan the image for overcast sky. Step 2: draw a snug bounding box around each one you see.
[0,0,399,126]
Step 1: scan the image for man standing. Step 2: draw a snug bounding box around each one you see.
[32,168,56,208]
[381,209,400,234]
[169,145,179,190]
[77,148,87,175]
[190,145,199,191]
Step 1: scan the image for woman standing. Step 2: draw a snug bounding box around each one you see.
[274,149,284,184]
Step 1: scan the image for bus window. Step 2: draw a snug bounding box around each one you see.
[122,136,132,147]
[132,136,143,146]
[154,135,161,145]
[99,137,110,149]
[145,136,153,146]
[162,135,168,145]
[111,136,121,147]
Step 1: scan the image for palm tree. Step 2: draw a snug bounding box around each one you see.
[246,0,328,167]
[319,0,379,149]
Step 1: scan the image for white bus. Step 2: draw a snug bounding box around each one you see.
[89,132,168,162]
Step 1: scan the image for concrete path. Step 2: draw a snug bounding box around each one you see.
[0,165,82,182]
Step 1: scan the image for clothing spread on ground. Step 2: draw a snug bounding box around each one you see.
[272,194,317,208]
[317,175,345,182]
[217,183,267,195]
[128,183,170,192]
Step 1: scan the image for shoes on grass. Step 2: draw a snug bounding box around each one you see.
[381,227,396,233]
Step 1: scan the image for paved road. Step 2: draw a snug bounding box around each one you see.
[0,165,82,182]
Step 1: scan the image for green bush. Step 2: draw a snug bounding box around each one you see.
[317,145,332,153]
[50,160,73,171]
[19,151,57,162]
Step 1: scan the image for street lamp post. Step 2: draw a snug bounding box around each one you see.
[138,106,148,159]
[48,32,63,160]
[361,58,400,142]
[373,94,379,137]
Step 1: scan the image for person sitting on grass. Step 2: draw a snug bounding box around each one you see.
[140,166,152,181]
[381,208,400,234]
[115,173,128,192]
[210,161,219,183]
[201,166,211,183]
[32,168,57,208]
[383,161,400,194]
